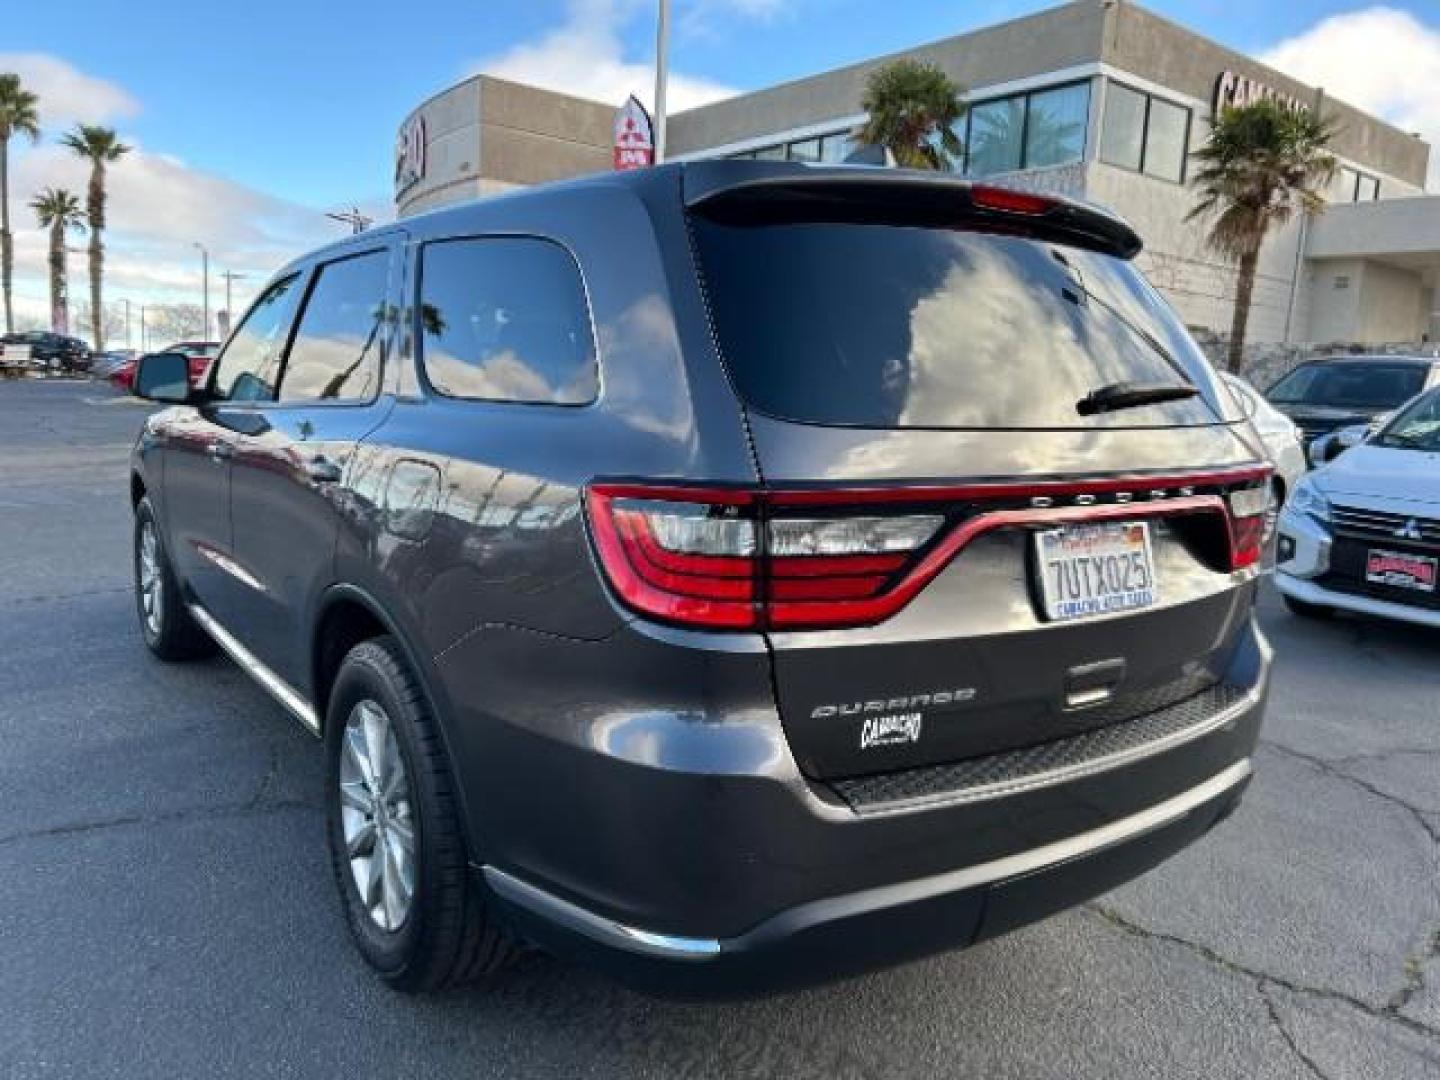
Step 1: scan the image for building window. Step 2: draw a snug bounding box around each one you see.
[962,80,1091,178]
[1331,167,1381,203]
[786,137,821,163]
[819,132,853,162]
[1024,82,1090,169]
[1100,81,1192,184]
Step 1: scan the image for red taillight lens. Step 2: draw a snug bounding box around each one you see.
[587,469,1271,631]
[586,486,940,630]
[969,184,1055,216]
[1226,483,1274,569]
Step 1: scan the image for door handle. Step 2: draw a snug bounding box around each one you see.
[303,455,343,484]
[206,441,233,462]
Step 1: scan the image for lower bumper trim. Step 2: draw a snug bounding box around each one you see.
[1277,573,1440,629]
[483,757,1252,965]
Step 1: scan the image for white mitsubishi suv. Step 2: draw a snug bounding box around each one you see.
[1277,386,1440,628]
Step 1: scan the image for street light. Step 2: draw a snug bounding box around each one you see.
[193,242,210,340]
[654,0,670,163]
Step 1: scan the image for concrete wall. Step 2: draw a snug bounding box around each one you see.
[1100,2,1430,188]
[396,76,613,217]
[668,2,1108,154]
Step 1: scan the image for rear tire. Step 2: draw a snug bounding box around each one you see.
[325,636,515,992]
[133,497,216,660]
[1283,595,1333,620]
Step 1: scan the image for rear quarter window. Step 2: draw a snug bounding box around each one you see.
[418,237,598,405]
[690,218,1233,429]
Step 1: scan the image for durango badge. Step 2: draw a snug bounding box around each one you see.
[860,712,923,750]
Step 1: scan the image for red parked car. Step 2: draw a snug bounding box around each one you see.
[112,341,220,392]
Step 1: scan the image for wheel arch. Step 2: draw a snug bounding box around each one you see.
[312,582,484,861]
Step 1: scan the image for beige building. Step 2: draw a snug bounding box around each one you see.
[394,0,1440,346]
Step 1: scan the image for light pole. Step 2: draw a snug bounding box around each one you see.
[122,299,131,348]
[653,0,670,163]
[193,242,210,340]
[220,270,246,335]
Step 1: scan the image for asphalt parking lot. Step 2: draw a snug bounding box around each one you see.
[1,377,1437,1079]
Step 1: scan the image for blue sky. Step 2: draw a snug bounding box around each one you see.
[4,0,1439,327]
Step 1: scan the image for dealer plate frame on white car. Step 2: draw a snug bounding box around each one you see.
[1035,521,1159,623]
[1365,548,1438,593]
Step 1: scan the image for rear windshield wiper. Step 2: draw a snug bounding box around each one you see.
[1077,381,1199,417]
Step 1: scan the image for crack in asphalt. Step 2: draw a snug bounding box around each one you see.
[0,798,317,851]
[1258,980,1330,1080]
[3,585,131,608]
[1389,928,1440,1017]
[1088,904,1440,1044]
[1261,738,1440,847]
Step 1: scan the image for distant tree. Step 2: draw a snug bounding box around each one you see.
[61,124,130,351]
[1188,100,1338,372]
[0,73,42,333]
[30,188,84,335]
[853,60,965,170]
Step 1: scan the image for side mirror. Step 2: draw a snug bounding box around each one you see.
[134,352,196,403]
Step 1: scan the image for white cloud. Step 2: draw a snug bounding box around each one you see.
[1260,6,1440,191]
[0,52,140,129]
[476,0,739,113]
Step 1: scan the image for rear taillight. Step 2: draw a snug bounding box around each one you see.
[1226,483,1275,569]
[587,469,1271,631]
[586,486,941,630]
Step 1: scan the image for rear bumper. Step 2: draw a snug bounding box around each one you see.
[441,611,1271,994]
[484,759,1251,996]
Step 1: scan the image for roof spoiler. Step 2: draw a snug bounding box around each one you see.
[683,164,1144,261]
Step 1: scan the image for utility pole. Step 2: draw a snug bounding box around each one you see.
[653,0,670,163]
[193,242,210,339]
[325,206,373,235]
[139,305,145,352]
[220,271,246,333]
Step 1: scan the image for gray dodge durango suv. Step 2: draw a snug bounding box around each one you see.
[129,162,1274,995]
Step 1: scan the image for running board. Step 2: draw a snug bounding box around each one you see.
[187,603,321,736]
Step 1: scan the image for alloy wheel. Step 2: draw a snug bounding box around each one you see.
[138,521,163,636]
[338,700,416,932]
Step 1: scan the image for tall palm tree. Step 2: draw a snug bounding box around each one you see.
[30,188,85,335]
[0,73,42,333]
[1188,100,1337,372]
[853,60,965,170]
[61,124,130,350]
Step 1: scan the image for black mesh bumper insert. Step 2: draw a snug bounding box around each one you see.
[829,682,1251,814]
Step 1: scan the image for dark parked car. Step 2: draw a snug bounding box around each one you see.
[1,330,91,371]
[128,162,1274,995]
[1265,355,1440,460]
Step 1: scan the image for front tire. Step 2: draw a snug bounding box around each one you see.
[133,497,216,660]
[325,636,514,991]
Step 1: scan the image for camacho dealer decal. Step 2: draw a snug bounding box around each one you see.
[809,688,978,750]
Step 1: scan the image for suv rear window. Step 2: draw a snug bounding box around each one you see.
[690,219,1231,429]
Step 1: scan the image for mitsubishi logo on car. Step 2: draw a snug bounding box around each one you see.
[1395,518,1424,542]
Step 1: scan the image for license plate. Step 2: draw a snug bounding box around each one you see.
[1366,548,1438,592]
[1035,522,1158,622]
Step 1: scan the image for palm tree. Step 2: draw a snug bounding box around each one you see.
[30,188,85,335]
[0,74,42,333]
[61,124,130,350]
[1188,100,1337,372]
[853,60,965,170]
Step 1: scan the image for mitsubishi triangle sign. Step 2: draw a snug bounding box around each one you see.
[613,95,655,171]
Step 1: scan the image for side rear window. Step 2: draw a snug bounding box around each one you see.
[689,217,1231,429]
[278,251,389,403]
[418,237,597,405]
[212,275,303,402]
